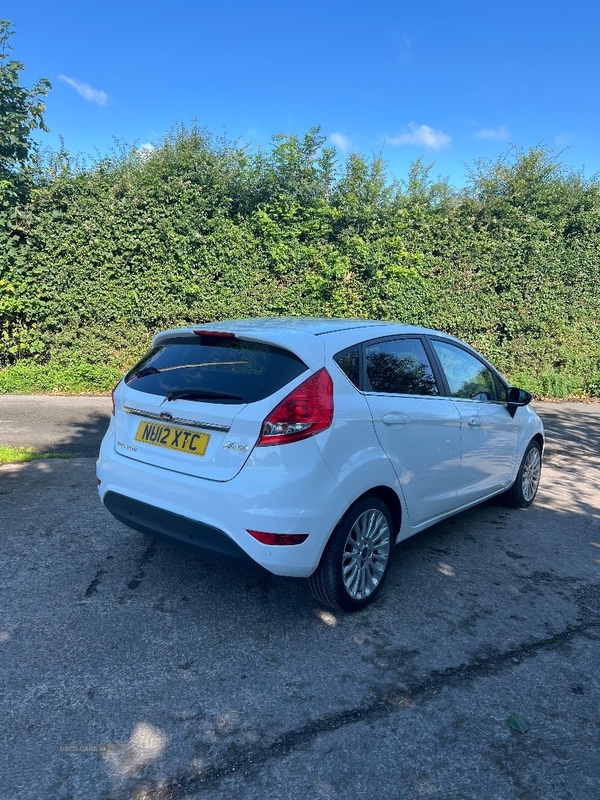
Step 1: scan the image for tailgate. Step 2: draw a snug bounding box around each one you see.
[112,332,309,481]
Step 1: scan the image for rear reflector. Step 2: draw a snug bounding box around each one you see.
[247,530,309,546]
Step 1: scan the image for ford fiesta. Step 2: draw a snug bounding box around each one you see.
[97,318,544,611]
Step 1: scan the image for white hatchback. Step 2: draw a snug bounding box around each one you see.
[97,318,544,610]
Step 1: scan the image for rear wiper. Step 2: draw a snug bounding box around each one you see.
[165,389,243,402]
[133,366,160,380]
[134,361,248,380]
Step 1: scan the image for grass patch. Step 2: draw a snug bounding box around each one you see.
[505,370,595,400]
[0,360,121,394]
[0,359,597,400]
[0,446,72,465]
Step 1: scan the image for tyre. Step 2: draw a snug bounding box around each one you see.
[504,439,542,508]
[309,496,393,611]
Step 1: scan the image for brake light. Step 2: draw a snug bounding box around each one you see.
[256,368,334,446]
[193,330,236,339]
[247,530,309,546]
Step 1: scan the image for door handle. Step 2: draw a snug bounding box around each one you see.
[382,413,409,427]
[468,417,483,428]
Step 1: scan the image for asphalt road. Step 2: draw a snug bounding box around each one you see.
[0,397,599,799]
[0,395,112,457]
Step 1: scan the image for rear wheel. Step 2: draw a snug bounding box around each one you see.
[309,496,393,611]
[505,440,542,508]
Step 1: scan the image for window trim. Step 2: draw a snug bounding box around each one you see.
[333,334,510,403]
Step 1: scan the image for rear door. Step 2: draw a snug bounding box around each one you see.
[362,336,462,525]
[113,333,308,481]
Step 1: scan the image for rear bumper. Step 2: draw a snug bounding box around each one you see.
[103,491,263,571]
[96,430,350,577]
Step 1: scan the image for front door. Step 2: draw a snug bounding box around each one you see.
[429,339,521,504]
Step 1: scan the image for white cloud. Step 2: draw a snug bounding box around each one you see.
[329,132,351,152]
[475,125,511,141]
[59,75,108,106]
[391,30,413,63]
[137,143,155,157]
[386,124,451,151]
[555,133,572,147]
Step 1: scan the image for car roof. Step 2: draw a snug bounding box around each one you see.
[160,317,431,337]
[152,317,478,373]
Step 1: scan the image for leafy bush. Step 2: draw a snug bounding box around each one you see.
[1,124,599,397]
[0,359,121,393]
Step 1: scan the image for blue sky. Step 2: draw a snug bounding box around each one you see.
[4,1,599,187]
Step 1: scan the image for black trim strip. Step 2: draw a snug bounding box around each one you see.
[103,491,264,571]
[123,406,230,433]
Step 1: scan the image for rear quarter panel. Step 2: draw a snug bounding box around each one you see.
[315,362,406,531]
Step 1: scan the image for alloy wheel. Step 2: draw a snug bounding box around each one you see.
[342,508,391,600]
[522,446,541,502]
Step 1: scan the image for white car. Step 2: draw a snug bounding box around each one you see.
[97,318,544,611]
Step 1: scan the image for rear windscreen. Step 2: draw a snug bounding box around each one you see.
[124,336,308,404]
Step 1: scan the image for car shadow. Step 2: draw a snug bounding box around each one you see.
[47,410,112,458]
[0,400,112,459]
[533,402,600,457]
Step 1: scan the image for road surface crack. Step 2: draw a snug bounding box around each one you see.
[84,568,106,598]
[118,540,157,600]
[120,599,600,799]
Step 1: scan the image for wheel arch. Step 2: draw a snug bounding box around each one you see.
[349,485,402,540]
[309,487,399,611]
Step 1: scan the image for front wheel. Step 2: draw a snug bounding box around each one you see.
[309,496,393,611]
[504,440,542,508]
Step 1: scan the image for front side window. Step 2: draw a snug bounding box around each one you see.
[365,338,439,396]
[431,340,498,401]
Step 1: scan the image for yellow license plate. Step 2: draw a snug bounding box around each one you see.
[134,421,210,456]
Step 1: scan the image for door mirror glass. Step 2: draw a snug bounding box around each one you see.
[507,387,532,406]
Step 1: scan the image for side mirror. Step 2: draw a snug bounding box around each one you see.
[506,386,532,417]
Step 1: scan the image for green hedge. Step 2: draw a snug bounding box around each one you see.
[1,127,599,396]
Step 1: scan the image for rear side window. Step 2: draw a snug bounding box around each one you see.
[365,338,439,396]
[334,347,360,388]
[125,336,308,403]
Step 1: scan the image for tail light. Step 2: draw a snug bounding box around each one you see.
[256,368,334,447]
[111,380,121,416]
